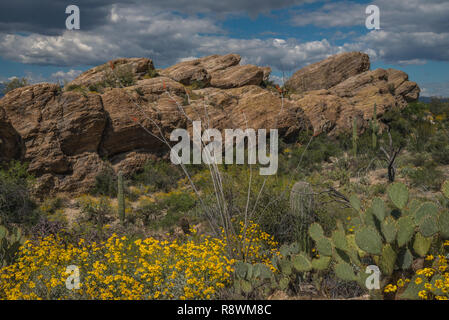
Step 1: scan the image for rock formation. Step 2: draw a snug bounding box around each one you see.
[0,52,420,195]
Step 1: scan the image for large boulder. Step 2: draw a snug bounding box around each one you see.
[160,54,266,88]
[0,106,22,162]
[290,67,420,136]
[67,58,154,89]
[159,54,242,86]
[285,52,370,93]
[209,65,264,89]
[186,85,311,141]
[99,77,187,157]
[0,83,70,174]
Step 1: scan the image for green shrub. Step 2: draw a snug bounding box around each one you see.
[91,167,117,197]
[76,195,113,230]
[133,160,183,192]
[2,77,29,94]
[0,161,39,227]
[408,161,445,191]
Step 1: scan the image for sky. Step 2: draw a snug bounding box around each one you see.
[0,0,449,97]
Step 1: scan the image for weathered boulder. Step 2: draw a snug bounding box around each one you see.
[160,54,265,88]
[159,54,241,86]
[0,83,70,174]
[289,67,420,136]
[0,106,21,162]
[99,77,187,157]
[67,58,154,88]
[159,61,210,86]
[209,65,264,89]
[285,52,370,93]
[187,85,311,141]
[56,92,107,156]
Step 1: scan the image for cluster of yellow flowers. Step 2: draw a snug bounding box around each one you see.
[223,221,280,272]
[0,220,279,300]
[0,233,237,300]
[385,241,449,300]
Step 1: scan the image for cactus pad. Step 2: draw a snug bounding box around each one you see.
[397,216,415,247]
[334,262,357,281]
[355,226,382,255]
[387,182,409,209]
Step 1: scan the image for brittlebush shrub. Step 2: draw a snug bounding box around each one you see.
[0,161,39,227]
[0,223,278,300]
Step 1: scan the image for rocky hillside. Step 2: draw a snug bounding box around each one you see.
[0,52,420,195]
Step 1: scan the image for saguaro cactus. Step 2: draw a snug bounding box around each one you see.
[117,171,125,224]
[290,181,315,252]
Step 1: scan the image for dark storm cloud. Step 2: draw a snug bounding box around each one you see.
[0,0,116,35]
[0,0,318,35]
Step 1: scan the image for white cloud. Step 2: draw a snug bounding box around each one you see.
[421,82,449,97]
[51,69,83,82]
[0,4,347,72]
[291,1,366,28]
[359,30,449,64]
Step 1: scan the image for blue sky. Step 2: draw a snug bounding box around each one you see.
[1,0,449,96]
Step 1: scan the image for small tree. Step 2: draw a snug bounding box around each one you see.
[2,78,29,94]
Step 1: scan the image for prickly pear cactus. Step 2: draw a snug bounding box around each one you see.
[306,181,449,298]
[0,225,25,268]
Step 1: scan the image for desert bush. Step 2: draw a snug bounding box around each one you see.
[91,167,117,197]
[0,161,39,227]
[407,161,444,191]
[2,77,29,94]
[137,190,196,230]
[133,160,183,192]
[76,195,114,230]
[103,65,135,88]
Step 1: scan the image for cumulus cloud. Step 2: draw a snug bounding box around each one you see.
[0,0,319,35]
[291,1,366,28]
[359,30,449,64]
[290,0,449,64]
[291,0,449,32]
[50,69,83,82]
[421,82,449,97]
[0,0,448,86]
[0,4,347,71]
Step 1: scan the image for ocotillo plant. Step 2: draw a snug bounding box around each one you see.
[352,117,358,157]
[117,171,125,224]
[370,103,379,150]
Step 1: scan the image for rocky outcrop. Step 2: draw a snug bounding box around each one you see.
[290,67,420,136]
[67,58,154,88]
[0,106,21,162]
[285,52,370,93]
[0,52,420,194]
[160,54,267,88]
[209,65,264,89]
